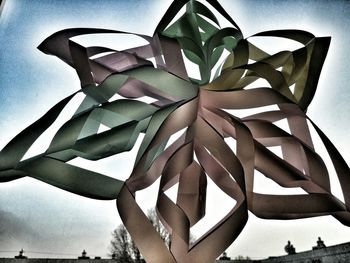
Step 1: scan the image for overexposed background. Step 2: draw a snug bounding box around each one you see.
[0,0,349,260]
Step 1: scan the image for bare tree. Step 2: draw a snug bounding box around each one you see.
[110,225,135,263]
[110,208,196,262]
[110,209,170,262]
[147,209,171,247]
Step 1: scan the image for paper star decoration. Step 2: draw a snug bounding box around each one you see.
[1,1,349,262]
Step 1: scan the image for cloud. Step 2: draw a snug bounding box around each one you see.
[0,210,40,255]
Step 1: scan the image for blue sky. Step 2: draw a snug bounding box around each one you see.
[0,0,350,260]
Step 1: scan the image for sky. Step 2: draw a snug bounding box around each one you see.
[0,0,350,260]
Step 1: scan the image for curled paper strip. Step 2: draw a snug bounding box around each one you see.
[1,0,350,262]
